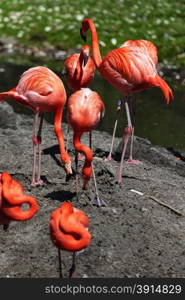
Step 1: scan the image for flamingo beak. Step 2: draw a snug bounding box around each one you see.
[65,162,73,175]
[83,54,89,67]
[80,28,87,42]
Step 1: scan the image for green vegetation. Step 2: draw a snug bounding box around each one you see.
[0,0,184,67]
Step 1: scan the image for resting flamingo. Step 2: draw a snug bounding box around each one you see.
[62,45,95,152]
[67,88,105,206]
[0,66,72,186]
[50,201,91,277]
[80,18,174,183]
[0,172,38,230]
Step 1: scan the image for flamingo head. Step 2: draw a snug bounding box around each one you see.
[80,19,90,42]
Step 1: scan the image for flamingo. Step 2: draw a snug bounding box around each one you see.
[63,45,95,91]
[67,88,105,206]
[0,172,38,230]
[80,18,174,183]
[62,45,95,153]
[0,66,72,186]
[50,201,91,277]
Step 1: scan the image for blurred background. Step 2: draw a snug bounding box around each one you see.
[0,0,184,150]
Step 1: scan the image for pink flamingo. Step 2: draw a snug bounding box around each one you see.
[0,172,38,230]
[50,201,91,277]
[62,45,95,153]
[0,66,72,186]
[67,88,105,206]
[80,18,174,183]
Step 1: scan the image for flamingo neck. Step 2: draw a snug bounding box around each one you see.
[83,19,102,69]
[1,172,38,221]
[73,132,93,180]
[74,52,84,82]
[54,107,72,174]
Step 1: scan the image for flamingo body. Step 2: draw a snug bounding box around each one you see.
[67,88,105,185]
[50,201,91,252]
[16,66,66,112]
[99,44,173,103]
[0,172,38,226]
[64,45,95,91]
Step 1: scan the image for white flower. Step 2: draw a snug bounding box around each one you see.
[111,38,117,45]
[54,6,60,12]
[39,6,46,12]
[155,19,161,25]
[44,26,51,32]
[76,14,84,21]
[163,20,170,25]
[3,17,9,22]
[17,31,24,38]
[99,40,106,47]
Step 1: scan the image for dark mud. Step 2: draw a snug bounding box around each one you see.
[0,101,185,278]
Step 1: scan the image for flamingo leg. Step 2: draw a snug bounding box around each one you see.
[75,150,80,199]
[58,248,63,278]
[36,114,44,185]
[125,98,142,165]
[31,112,40,186]
[117,100,132,183]
[105,100,122,161]
[3,224,9,231]
[91,162,106,206]
[31,112,44,186]
[89,132,106,206]
[69,252,76,278]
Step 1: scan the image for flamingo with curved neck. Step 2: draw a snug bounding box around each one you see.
[67,88,105,206]
[50,201,91,277]
[0,172,38,229]
[80,18,174,183]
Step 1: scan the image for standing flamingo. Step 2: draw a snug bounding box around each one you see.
[0,172,38,230]
[62,45,95,152]
[80,18,174,183]
[50,201,91,278]
[67,88,105,206]
[0,66,72,186]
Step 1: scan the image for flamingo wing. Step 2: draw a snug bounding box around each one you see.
[121,40,158,65]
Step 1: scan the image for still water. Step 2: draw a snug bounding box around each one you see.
[0,62,184,151]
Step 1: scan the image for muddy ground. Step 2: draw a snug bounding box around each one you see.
[0,101,185,278]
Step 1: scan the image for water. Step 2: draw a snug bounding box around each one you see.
[0,62,185,151]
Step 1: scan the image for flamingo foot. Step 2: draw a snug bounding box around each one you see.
[91,195,106,207]
[104,155,112,162]
[31,179,44,187]
[126,159,142,165]
[69,265,76,278]
[78,153,85,161]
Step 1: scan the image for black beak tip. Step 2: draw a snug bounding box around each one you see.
[83,55,89,67]
[80,28,87,42]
